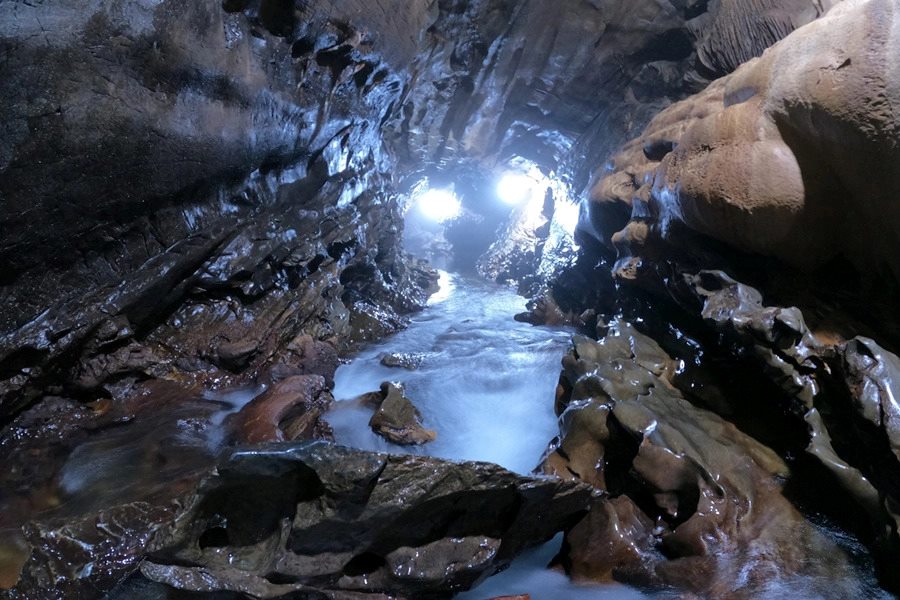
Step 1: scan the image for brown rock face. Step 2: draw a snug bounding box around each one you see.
[543,320,864,597]
[10,443,593,599]
[0,0,838,423]
[367,382,437,446]
[228,375,334,444]
[590,0,900,284]
[393,0,835,182]
[0,0,438,422]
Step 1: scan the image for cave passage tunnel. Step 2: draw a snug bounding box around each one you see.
[3,0,900,598]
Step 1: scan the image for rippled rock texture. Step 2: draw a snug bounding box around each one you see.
[0,0,877,596]
[541,318,879,597]
[10,443,592,599]
[0,0,439,423]
[531,3,900,591]
[392,0,837,181]
[589,0,900,286]
[0,0,840,419]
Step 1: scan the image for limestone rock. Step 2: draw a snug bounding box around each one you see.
[545,319,862,597]
[590,0,900,286]
[379,352,426,371]
[368,382,436,446]
[135,443,590,599]
[8,443,591,599]
[228,375,334,444]
[0,0,436,422]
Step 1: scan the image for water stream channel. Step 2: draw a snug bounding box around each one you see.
[0,272,891,598]
[328,270,648,599]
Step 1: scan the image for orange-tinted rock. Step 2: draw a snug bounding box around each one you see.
[564,496,658,585]
[229,375,333,444]
[590,0,900,283]
[367,382,436,446]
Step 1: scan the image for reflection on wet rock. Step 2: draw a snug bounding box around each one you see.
[228,375,334,444]
[379,352,426,370]
[136,443,589,599]
[365,382,436,446]
[545,319,870,597]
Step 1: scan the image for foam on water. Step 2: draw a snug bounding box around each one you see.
[330,271,572,474]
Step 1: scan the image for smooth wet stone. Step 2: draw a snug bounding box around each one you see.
[367,382,436,446]
[562,495,658,586]
[137,443,592,599]
[9,502,181,600]
[9,442,591,599]
[264,335,341,388]
[546,319,861,597]
[678,269,900,578]
[379,352,426,370]
[228,375,334,444]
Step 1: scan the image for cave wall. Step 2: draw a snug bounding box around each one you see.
[531,0,900,592]
[0,0,838,422]
[390,0,839,186]
[7,0,900,597]
[0,0,438,419]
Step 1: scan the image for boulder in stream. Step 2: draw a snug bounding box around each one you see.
[379,352,426,370]
[367,382,436,446]
[12,443,591,599]
[228,375,334,444]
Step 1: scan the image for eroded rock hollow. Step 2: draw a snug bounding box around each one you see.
[3,0,900,598]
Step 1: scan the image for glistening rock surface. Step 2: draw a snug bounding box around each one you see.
[0,0,877,597]
[0,0,438,422]
[589,0,900,284]
[366,382,436,446]
[8,442,592,599]
[0,0,840,422]
[541,319,868,597]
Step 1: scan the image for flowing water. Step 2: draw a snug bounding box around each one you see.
[329,271,573,473]
[0,271,892,598]
[329,271,651,598]
[328,271,893,600]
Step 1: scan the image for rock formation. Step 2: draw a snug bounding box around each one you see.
[366,382,437,446]
[5,0,900,597]
[590,0,900,286]
[228,375,334,444]
[9,443,592,599]
[541,320,872,596]
[379,352,426,371]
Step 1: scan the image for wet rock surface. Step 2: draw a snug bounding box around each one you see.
[366,382,436,447]
[524,4,900,593]
[391,0,834,184]
[588,0,900,288]
[0,0,438,423]
[7,442,592,600]
[0,0,832,424]
[228,375,334,444]
[379,353,426,371]
[2,0,897,598]
[542,319,871,597]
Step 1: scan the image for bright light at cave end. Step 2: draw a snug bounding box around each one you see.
[416,188,461,222]
[496,173,536,205]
